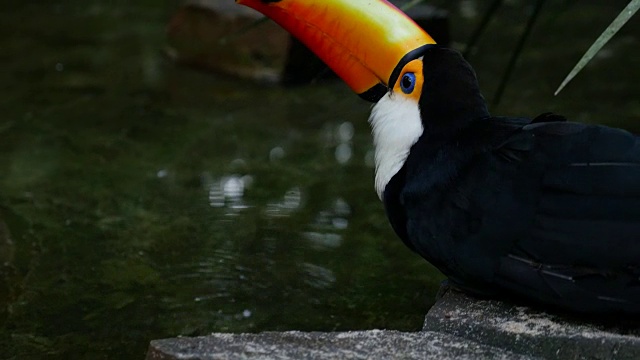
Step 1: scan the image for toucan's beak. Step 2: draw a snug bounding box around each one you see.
[237,0,436,102]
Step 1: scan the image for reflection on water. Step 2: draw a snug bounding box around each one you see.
[266,187,302,217]
[205,173,251,211]
[1,0,639,359]
[334,121,355,164]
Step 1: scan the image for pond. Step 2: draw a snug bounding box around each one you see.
[1,0,638,359]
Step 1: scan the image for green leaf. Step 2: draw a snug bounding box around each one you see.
[400,0,426,11]
[555,0,640,95]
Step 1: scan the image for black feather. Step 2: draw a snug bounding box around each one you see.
[384,47,640,314]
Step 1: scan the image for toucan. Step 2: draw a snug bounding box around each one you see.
[238,0,640,314]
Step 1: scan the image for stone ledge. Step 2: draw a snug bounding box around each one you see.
[145,290,640,359]
[424,289,640,360]
[146,330,536,360]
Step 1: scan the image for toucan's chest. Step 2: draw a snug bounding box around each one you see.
[383,132,540,281]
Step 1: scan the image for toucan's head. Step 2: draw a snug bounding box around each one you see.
[238,0,489,198]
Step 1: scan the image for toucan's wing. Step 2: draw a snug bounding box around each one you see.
[492,119,640,313]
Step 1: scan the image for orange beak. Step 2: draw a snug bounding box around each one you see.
[237,0,436,102]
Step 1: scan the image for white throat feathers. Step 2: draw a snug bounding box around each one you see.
[369,91,424,200]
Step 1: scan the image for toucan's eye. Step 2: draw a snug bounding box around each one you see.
[400,73,416,94]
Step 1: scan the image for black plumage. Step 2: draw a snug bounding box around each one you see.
[383,47,640,314]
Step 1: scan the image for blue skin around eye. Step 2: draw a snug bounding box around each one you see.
[401,73,416,94]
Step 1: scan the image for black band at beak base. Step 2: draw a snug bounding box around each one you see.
[388,44,439,90]
[357,44,439,103]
